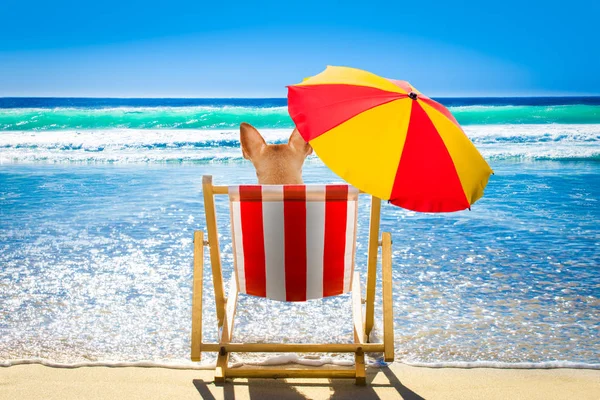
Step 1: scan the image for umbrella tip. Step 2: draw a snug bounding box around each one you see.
[408,91,418,100]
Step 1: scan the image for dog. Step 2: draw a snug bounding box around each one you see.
[239,122,384,353]
[239,122,312,184]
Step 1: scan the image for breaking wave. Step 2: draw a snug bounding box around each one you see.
[1,125,599,163]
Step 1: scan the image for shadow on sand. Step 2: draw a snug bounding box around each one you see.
[193,366,425,399]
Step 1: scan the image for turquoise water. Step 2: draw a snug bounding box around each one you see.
[0,98,599,368]
[1,104,600,131]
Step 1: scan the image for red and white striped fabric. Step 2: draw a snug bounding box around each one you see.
[229,184,359,301]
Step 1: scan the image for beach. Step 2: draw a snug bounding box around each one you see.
[1,97,599,397]
[1,364,599,399]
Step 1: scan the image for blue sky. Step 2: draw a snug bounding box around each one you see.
[0,0,598,97]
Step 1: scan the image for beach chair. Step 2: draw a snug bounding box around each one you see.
[191,175,394,385]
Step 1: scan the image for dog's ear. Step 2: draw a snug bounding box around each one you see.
[288,128,313,157]
[240,122,266,160]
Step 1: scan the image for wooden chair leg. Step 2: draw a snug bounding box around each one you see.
[191,231,204,362]
[215,347,229,384]
[352,272,367,385]
[351,272,365,344]
[355,349,366,386]
[202,175,226,327]
[365,197,381,339]
[214,276,239,384]
[382,231,395,362]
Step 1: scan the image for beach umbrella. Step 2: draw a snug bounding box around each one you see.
[287,66,493,212]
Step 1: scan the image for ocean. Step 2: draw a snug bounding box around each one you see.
[0,97,598,369]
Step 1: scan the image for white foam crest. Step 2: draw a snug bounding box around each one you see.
[0,125,599,163]
[0,356,356,370]
[0,128,289,148]
[464,124,600,143]
[462,125,600,160]
[0,129,290,163]
[0,358,215,370]
[3,358,598,370]
[401,360,600,369]
[240,354,354,367]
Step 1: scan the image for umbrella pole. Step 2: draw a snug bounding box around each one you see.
[364,196,381,339]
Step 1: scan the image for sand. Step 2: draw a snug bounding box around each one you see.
[1,363,598,400]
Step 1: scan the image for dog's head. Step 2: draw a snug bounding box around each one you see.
[240,122,313,184]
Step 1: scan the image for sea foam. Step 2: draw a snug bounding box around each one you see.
[0,125,598,164]
[2,358,598,370]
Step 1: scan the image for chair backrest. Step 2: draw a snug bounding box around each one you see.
[228,184,359,301]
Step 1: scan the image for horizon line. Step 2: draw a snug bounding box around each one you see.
[2,95,600,99]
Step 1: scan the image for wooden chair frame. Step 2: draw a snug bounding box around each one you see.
[191,175,394,385]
